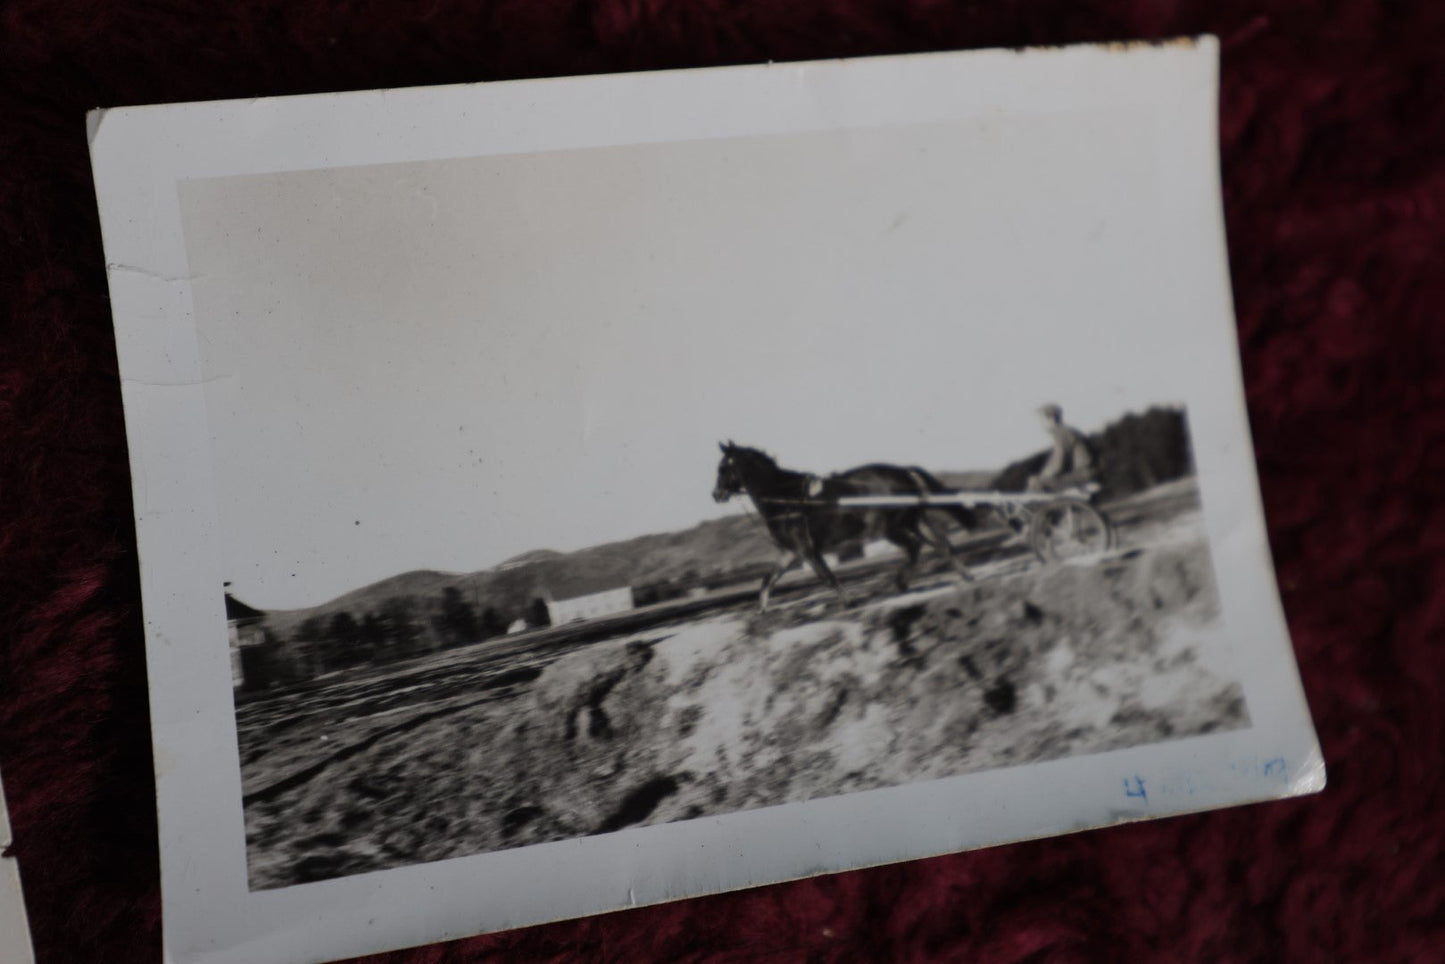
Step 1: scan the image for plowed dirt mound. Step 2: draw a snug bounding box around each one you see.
[245,538,1244,888]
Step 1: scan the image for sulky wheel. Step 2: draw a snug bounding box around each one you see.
[1026,498,1115,563]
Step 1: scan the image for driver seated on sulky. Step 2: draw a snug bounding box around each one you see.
[1026,403,1098,493]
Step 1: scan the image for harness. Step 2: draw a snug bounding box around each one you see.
[731,474,829,539]
[751,473,826,515]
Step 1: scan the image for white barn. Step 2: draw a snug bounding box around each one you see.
[225,592,267,689]
[537,576,634,626]
[863,539,902,559]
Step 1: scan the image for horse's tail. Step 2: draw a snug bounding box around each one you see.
[907,467,978,531]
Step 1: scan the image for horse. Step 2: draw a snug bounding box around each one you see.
[712,441,979,611]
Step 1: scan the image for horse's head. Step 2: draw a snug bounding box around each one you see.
[713,441,745,503]
[714,441,778,502]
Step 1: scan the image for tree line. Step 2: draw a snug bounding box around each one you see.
[291,587,512,673]
[991,406,1196,498]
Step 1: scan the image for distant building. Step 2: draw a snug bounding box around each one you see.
[863,540,902,559]
[226,593,268,690]
[533,575,634,626]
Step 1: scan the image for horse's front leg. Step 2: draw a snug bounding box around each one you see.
[800,549,853,606]
[759,551,800,612]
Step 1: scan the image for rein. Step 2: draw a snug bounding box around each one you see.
[753,496,830,509]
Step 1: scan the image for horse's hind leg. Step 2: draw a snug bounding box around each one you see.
[921,513,973,582]
[885,521,924,593]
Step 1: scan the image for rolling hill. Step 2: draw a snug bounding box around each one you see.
[261,512,782,644]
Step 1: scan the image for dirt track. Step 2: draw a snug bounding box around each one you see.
[239,479,1246,889]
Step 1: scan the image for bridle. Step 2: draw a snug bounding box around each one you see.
[716,451,819,529]
[713,452,746,504]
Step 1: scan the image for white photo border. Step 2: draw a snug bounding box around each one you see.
[89,37,1323,964]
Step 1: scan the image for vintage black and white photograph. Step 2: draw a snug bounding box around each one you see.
[180,117,1247,890]
[92,39,1321,963]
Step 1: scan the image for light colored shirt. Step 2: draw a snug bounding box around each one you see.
[1040,424,1094,479]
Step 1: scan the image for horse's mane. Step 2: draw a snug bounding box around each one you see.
[723,442,779,470]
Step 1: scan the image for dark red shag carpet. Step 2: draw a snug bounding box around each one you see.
[2,2,1442,962]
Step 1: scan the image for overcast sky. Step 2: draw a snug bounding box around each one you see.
[182,109,1189,610]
